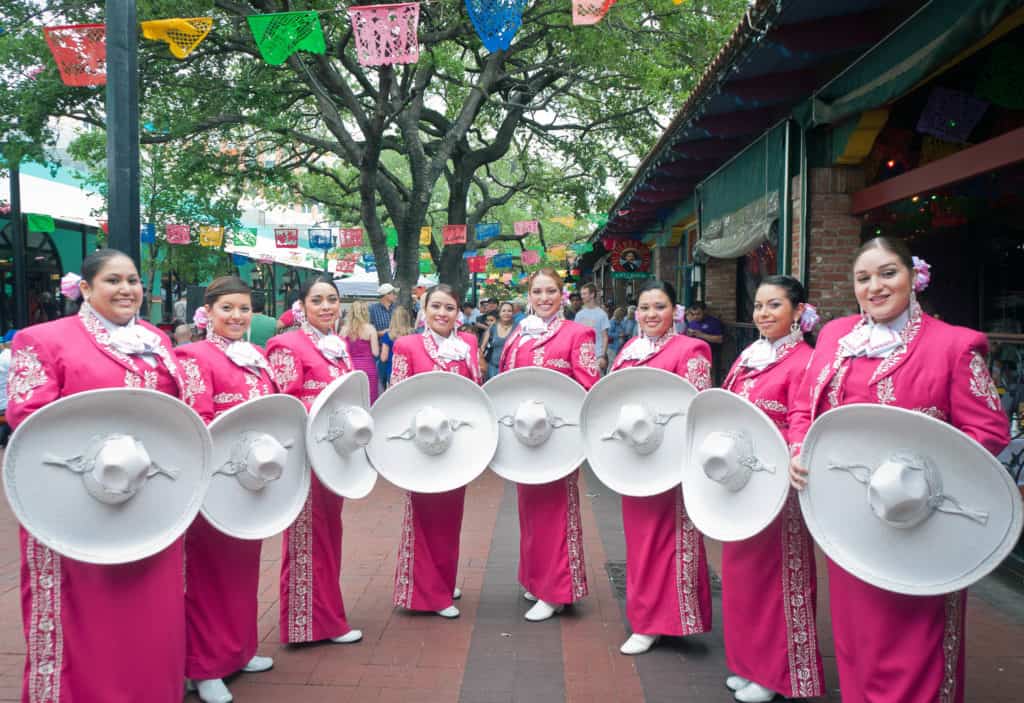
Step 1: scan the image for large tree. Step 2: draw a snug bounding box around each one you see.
[0,0,746,298]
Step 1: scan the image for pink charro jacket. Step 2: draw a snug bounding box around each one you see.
[390,331,482,385]
[265,322,353,409]
[722,337,813,443]
[788,305,1008,455]
[7,306,182,427]
[611,333,713,390]
[174,333,276,423]
[498,317,600,390]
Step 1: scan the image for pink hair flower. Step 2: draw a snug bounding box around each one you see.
[799,303,819,333]
[60,272,82,300]
[912,256,931,293]
[673,304,686,323]
[192,306,209,330]
[291,299,306,324]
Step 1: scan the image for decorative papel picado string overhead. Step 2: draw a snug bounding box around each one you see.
[347,3,420,67]
[44,24,106,87]
[140,18,213,59]
[247,11,326,66]
[572,0,616,26]
[464,0,529,54]
[475,222,501,239]
[199,225,224,247]
[420,227,433,246]
[231,228,258,247]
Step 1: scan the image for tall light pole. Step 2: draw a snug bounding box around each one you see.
[105,0,140,267]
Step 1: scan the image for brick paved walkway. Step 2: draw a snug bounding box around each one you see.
[0,466,1021,701]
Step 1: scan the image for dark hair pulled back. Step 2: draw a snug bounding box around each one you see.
[757,275,807,308]
[424,283,461,309]
[204,275,251,306]
[853,236,913,272]
[636,279,677,307]
[298,275,338,302]
[81,248,135,285]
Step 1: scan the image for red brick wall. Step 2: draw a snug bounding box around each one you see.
[802,167,865,322]
[703,256,737,324]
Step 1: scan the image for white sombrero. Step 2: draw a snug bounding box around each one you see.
[483,367,586,484]
[580,367,697,496]
[306,371,377,499]
[800,404,1024,596]
[682,389,791,541]
[367,371,498,493]
[3,388,212,564]
[205,394,310,540]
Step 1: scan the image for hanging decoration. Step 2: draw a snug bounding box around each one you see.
[570,242,594,254]
[362,253,377,272]
[916,86,987,144]
[608,240,651,278]
[482,248,499,258]
[199,225,224,247]
[166,224,191,244]
[468,255,488,273]
[231,227,259,247]
[99,220,110,234]
[385,226,399,247]
[443,224,467,244]
[347,2,420,67]
[140,17,213,59]
[464,0,529,54]
[44,24,107,87]
[232,253,249,266]
[475,222,501,240]
[26,214,55,233]
[492,253,513,269]
[274,227,299,248]
[247,11,326,66]
[513,220,539,236]
[338,227,364,247]
[918,136,963,166]
[547,244,568,260]
[140,223,156,244]
[549,216,576,228]
[419,226,433,245]
[520,249,541,265]
[572,0,616,26]
[462,249,479,259]
[338,258,357,274]
[308,228,335,249]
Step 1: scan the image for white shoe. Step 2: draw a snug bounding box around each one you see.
[523,591,538,602]
[241,655,273,673]
[619,633,659,655]
[437,605,460,618]
[524,599,564,621]
[330,629,363,644]
[735,682,778,702]
[195,678,233,703]
[453,587,462,600]
[726,676,751,692]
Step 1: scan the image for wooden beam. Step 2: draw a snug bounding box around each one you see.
[851,127,1024,214]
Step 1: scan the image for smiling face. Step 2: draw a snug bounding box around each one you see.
[80,254,143,325]
[528,274,562,319]
[753,284,803,343]
[636,288,674,338]
[498,303,514,323]
[853,247,915,324]
[425,290,459,336]
[303,282,341,334]
[207,293,252,341]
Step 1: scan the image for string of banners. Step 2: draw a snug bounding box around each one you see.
[39,2,637,86]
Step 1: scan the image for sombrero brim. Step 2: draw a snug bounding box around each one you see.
[306,372,377,499]
[205,394,310,540]
[800,404,1024,596]
[3,388,212,564]
[483,367,586,485]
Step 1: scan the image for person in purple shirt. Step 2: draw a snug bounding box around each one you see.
[683,301,724,344]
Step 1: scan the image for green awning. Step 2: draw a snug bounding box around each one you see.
[807,0,1023,127]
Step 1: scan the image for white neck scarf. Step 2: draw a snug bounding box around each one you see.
[620,331,674,364]
[429,329,470,363]
[225,340,270,372]
[838,309,910,359]
[740,331,800,370]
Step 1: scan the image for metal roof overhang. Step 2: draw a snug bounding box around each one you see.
[598,0,924,240]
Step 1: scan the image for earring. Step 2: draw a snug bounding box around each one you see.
[909,289,918,311]
[790,320,800,335]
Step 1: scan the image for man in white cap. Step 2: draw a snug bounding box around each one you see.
[370,283,398,339]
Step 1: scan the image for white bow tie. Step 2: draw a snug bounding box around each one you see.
[317,334,350,363]
[620,334,670,363]
[225,341,269,371]
[108,324,162,356]
[519,315,550,338]
[432,331,470,362]
[740,338,777,370]
[838,323,903,359]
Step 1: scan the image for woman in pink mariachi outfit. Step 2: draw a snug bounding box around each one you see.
[266,275,363,646]
[788,238,1008,703]
[498,268,600,621]
[390,284,481,618]
[609,280,713,656]
[7,249,186,703]
[175,276,278,703]
[719,275,824,703]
